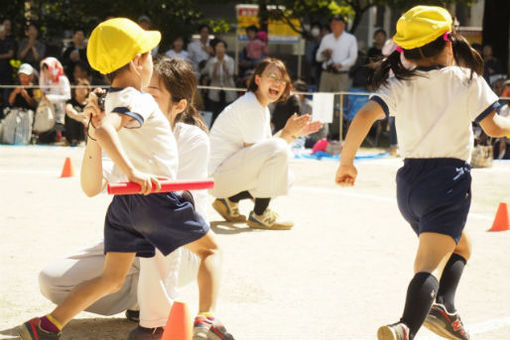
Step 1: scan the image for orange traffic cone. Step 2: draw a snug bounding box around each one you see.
[162,301,192,340]
[60,157,75,178]
[488,202,510,232]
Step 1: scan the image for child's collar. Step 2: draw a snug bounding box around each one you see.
[415,65,445,72]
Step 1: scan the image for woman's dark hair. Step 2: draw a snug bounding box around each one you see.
[153,56,208,132]
[371,31,483,89]
[71,78,90,98]
[213,39,227,52]
[247,57,292,102]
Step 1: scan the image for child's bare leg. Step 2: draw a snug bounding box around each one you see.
[50,252,136,327]
[185,231,221,313]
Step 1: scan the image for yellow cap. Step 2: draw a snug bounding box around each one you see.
[393,6,452,50]
[87,18,161,74]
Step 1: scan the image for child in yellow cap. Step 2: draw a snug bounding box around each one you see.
[18,18,234,340]
[336,5,510,340]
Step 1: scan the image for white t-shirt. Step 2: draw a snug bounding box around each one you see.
[315,32,358,71]
[103,122,209,219]
[105,87,178,180]
[372,66,500,161]
[165,49,190,62]
[208,91,272,174]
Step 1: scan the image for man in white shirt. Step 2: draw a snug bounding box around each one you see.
[315,14,358,92]
[188,24,214,79]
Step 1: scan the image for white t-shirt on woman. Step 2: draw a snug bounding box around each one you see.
[208,91,272,174]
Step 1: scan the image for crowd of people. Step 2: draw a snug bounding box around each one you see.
[1,14,509,154]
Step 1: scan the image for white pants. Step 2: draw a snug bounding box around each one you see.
[39,241,200,328]
[211,138,291,198]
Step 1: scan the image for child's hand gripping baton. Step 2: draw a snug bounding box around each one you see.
[107,179,214,195]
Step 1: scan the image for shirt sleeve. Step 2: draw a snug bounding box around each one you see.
[341,36,358,69]
[315,36,328,63]
[111,88,156,128]
[370,80,398,117]
[467,73,501,123]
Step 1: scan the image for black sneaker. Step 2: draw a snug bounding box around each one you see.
[423,303,470,340]
[125,309,140,323]
[127,326,163,340]
[377,322,410,340]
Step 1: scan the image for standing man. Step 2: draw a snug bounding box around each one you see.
[316,14,357,92]
[315,14,357,139]
[188,24,214,79]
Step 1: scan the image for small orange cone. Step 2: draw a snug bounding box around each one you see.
[162,301,192,340]
[488,202,510,232]
[60,157,75,178]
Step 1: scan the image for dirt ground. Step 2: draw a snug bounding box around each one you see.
[0,145,509,340]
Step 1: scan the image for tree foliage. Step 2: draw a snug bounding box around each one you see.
[268,0,472,36]
[2,0,219,51]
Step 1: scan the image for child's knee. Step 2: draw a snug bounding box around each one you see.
[99,273,127,294]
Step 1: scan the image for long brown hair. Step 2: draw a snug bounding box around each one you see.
[153,56,208,132]
[371,31,483,89]
[247,58,292,102]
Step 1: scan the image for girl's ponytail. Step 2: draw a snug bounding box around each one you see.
[175,101,209,133]
[451,34,484,78]
[370,50,417,89]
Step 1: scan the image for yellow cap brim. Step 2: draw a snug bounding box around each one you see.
[139,30,161,55]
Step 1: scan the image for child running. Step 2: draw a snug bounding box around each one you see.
[18,18,233,340]
[335,6,510,340]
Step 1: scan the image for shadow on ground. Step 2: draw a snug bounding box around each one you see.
[210,220,256,234]
[1,318,134,340]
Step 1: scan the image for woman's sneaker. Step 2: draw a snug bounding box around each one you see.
[193,315,235,340]
[377,322,410,340]
[247,209,293,230]
[212,198,246,222]
[423,303,470,340]
[18,318,61,340]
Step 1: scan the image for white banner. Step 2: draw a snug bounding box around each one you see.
[312,93,335,123]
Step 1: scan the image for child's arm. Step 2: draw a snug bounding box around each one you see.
[81,130,104,197]
[336,101,385,186]
[93,114,161,195]
[479,111,510,137]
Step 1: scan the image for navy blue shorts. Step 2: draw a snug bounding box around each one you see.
[104,192,210,257]
[396,158,471,243]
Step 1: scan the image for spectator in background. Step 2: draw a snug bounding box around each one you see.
[64,78,89,145]
[367,28,387,60]
[202,39,236,127]
[316,15,358,93]
[138,15,159,57]
[17,23,46,69]
[62,28,88,83]
[8,63,37,111]
[271,83,301,133]
[0,24,15,112]
[165,36,190,63]
[305,22,323,87]
[188,24,214,79]
[39,57,71,142]
[239,25,259,81]
[246,31,269,64]
[2,19,13,39]
[482,44,502,83]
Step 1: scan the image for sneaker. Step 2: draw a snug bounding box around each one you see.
[423,303,470,340]
[247,209,293,230]
[127,326,163,340]
[193,315,235,340]
[125,309,140,322]
[377,322,410,340]
[212,198,246,223]
[18,318,61,340]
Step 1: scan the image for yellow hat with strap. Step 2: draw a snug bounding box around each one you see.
[393,6,452,50]
[87,17,161,74]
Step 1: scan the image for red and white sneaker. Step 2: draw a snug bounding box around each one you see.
[377,322,410,340]
[423,303,470,340]
[193,315,234,340]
